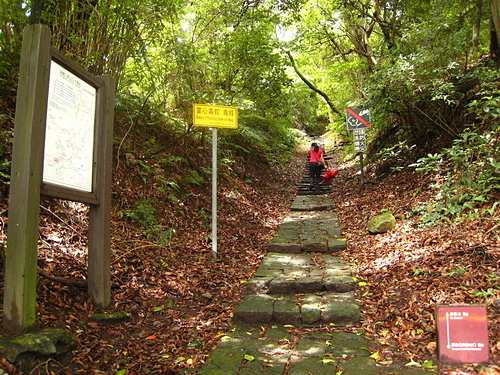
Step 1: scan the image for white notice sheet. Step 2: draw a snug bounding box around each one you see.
[43,61,96,192]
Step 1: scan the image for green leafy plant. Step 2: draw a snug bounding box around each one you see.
[374,143,417,172]
[474,289,498,300]
[183,169,205,186]
[413,127,500,226]
[444,266,469,276]
[487,273,500,282]
[125,198,158,228]
[125,198,174,245]
[412,268,429,277]
[467,68,500,128]
[187,339,203,349]
[405,359,436,369]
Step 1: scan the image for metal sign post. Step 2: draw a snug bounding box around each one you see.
[193,104,238,259]
[353,128,367,189]
[347,108,371,190]
[211,127,218,258]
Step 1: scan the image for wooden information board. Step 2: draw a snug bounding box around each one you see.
[3,24,114,334]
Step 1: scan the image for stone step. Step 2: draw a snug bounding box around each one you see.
[198,326,377,375]
[296,189,331,196]
[233,293,360,326]
[299,176,332,182]
[245,252,356,295]
[297,184,332,191]
[267,211,347,253]
[190,176,377,374]
[290,195,336,211]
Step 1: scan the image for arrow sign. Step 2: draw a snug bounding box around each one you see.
[346,107,371,130]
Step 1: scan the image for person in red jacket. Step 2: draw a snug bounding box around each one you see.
[308,142,326,190]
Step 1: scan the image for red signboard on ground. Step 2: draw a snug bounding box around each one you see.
[436,304,489,364]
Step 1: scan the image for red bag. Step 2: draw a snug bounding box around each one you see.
[321,169,338,183]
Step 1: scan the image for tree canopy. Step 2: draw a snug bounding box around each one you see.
[0,0,498,228]
[0,0,498,217]
[1,0,498,130]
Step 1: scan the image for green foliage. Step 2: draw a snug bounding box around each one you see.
[125,197,158,228]
[413,127,500,226]
[285,84,328,136]
[444,266,469,276]
[359,0,487,146]
[1,0,499,229]
[125,197,174,245]
[183,169,205,186]
[161,156,188,166]
[466,68,500,128]
[222,114,299,162]
[473,289,498,300]
[373,143,417,173]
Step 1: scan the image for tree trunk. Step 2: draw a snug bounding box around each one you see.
[285,51,342,117]
[473,0,483,47]
[490,0,500,66]
[29,0,43,25]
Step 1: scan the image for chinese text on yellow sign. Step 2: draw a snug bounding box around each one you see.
[194,104,238,129]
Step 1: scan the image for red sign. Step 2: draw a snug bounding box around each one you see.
[436,304,489,364]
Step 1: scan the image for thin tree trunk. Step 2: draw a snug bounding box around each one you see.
[30,0,43,25]
[490,0,500,66]
[285,51,342,117]
[473,0,483,47]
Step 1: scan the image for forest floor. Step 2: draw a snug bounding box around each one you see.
[0,142,499,375]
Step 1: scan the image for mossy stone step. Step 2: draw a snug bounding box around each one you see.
[195,326,376,375]
[233,293,360,326]
[245,252,356,295]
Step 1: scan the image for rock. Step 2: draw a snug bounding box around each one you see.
[202,292,213,300]
[394,212,406,220]
[0,327,76,363]
[90,311,130,324]
[367,213,396,234]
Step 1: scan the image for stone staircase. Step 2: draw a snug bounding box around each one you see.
[232,195,359,328]
[193,151,379,375]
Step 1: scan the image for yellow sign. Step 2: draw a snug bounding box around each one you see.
[193,104,238,129]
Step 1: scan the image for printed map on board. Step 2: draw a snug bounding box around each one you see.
[43,61,96,192]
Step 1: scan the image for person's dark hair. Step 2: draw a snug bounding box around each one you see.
[311,143,319,152]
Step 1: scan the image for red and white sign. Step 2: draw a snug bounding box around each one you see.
[436,304,489,364]
[346,107,371,130]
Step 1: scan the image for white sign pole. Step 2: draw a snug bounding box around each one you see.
[211,127,218,259]
[193,104,238,259]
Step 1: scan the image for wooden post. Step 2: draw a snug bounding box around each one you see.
[88,75,114,308]
[3,25,51,334]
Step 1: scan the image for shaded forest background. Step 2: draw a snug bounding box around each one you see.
[0,0,499,374]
